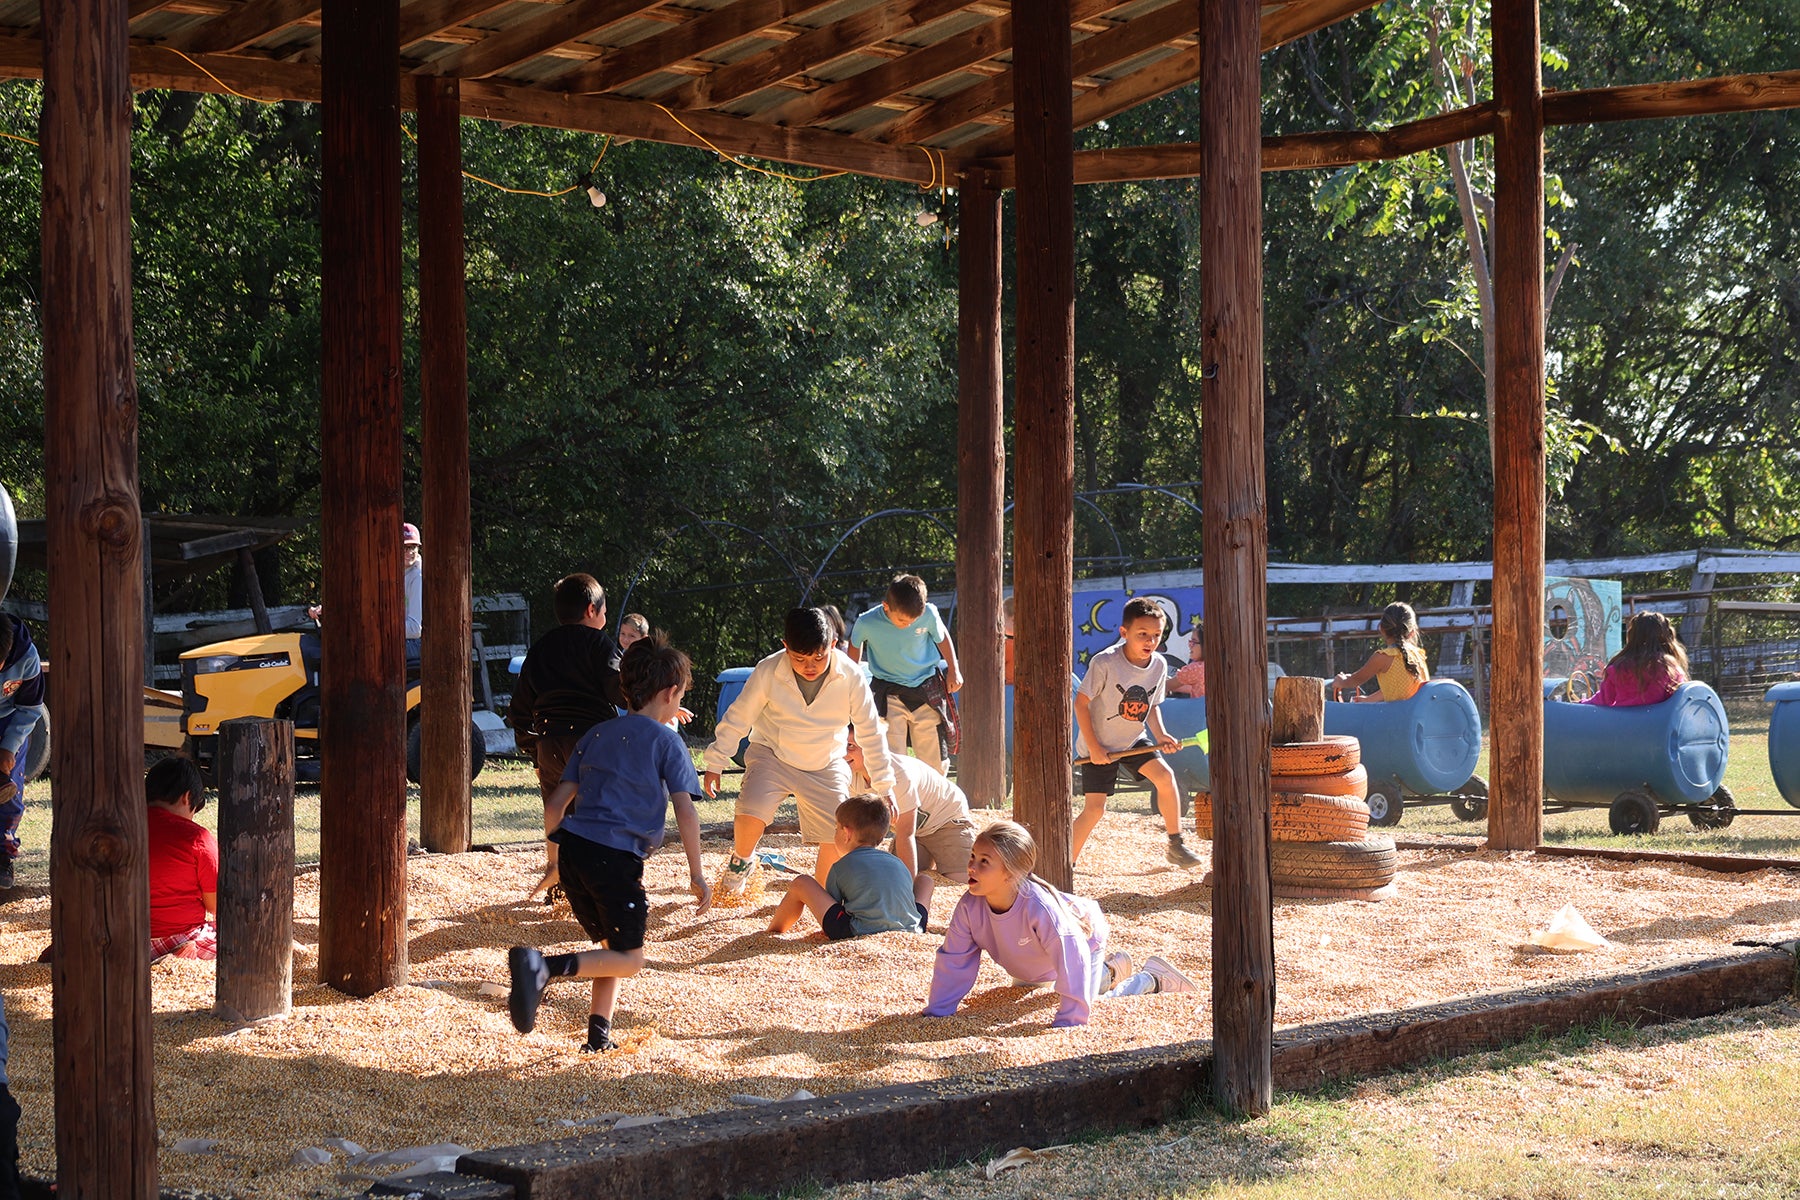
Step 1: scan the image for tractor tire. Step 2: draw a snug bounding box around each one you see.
[1192,791,1370,843]
[23,712,50,782]
[1270,835,1398,892]
[1270,735,1361,777]
[1259,762,1367,800]
[406,719,488,785]
[1273,881,1398,902]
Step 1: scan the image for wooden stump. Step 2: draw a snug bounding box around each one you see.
[215,717,296,1024]
[1272,676,1326,745]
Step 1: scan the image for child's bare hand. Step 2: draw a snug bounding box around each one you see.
[528,862,559,899]
[702,771,721,798]
[677,707,695,725]
[1087,746,1113,766]
[691,874,713,914]
[1157,736,1180,755]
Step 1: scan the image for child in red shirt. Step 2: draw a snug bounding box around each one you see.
[146,757,219,961]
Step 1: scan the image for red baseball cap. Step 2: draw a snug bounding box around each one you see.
[401,522,421,545]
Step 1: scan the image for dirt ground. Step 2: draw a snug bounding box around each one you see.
[2,812,1797,1196]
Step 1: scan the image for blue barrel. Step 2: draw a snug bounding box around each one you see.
[1766,681,1800,809]
[1159,695,1210,794]
[1542,681,1728,806]
[1324,679,1481,796]
[714,666,754,765]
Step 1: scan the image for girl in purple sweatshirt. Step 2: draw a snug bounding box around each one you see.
[922,821,1198,1028]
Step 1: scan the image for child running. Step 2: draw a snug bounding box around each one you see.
[1073,597,1201,868]
[766,794,931,938]
[1581,610,1689,707]
[1332,601,1430,702]
[705,607,895,896]
[508,633,711,1053]
[923,821,1198,1029]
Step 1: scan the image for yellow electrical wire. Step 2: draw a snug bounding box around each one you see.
[167,48,280,105]
[0,130,36,147]
[651,102,843,183]
[402,123,613,198]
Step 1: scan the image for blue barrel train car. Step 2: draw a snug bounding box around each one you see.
[1542,680,1733,834]
[1323,678,1485,826]
[1766,681,1800,809]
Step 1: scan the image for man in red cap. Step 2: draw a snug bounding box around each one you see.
[307,521,424,641]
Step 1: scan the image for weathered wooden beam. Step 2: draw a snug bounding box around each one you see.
[41,0,157,1193]
[664,0,970,111]
[455,946,1795,1199]
[423,0,654,80]
[1259,0,1382,50]
[319,0,410,996]
[954,170,1006,812]
[1526,844,1800,875]
[1543,68,1800,125]
[552,0,840,96]
[1202,0,1274,1119]
[459,78,939,183]
[1010,1,1077,892]
[880,0,1196,148]
[1487,0,1545,854]
[214,717,296,1024]
[418,76,476,854]
[162,0,320,54]
[399,0,517,48]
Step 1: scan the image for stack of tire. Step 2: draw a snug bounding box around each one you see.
[1193,734,1398,901]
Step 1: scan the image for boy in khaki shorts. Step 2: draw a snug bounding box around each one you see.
[704,608,895,898]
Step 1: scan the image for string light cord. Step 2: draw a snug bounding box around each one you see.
[167,48,280,105]
[0,130,36,147]
[402,123,612,198]
[651,102,844,183]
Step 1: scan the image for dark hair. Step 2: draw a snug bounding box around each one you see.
[835,793,891,846]
[1379,602,1429,681]
[146,755,205,814]
[817,603,847,645]
[619,631,691,710]
[0,616,14,667]
[783,607,831,655]
[1611,610,1688,685]
[553,574,605,625]
[1187,621,1204,655]
[886,575,928,620]
[1121,597,1165,631]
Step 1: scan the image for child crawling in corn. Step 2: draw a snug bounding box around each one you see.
[508,632,711,1053]
[922,821,1198,1029]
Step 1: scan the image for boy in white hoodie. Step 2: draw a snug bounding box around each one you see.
[704,607,895,898]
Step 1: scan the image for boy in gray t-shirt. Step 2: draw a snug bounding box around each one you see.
[1073,597,1202,869]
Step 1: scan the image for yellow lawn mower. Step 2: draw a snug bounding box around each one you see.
[181,630,487,784]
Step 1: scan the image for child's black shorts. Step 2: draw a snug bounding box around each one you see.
[822,902,930,941]
[550,830,648,952]
[1080,738,1162,796]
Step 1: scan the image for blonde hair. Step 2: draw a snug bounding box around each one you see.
[974,820,1036,884]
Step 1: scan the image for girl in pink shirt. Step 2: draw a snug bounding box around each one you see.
[922,822,1197,1028]
[1582,611,1689,707]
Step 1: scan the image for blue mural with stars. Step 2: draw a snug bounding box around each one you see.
[1073,586,1205,668]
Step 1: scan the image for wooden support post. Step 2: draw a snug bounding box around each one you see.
[238,545,272,634]
[1487,0,1546,853]
[1271,677,1326,745]
[319,0,409,994]
[418,75,474,853]
[215,717,296,1024]
[1201,0,1274,1117]
[40,0,158,1192]
[1010,1,1076,889]
[954,171,1006,810]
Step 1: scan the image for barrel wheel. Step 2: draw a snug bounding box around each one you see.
[1366,781,1404,828]
[1608,788,1661,836]
[1270,735,1362,776]
[1269,835,1398,891]
[1687,785,1737,830]
[1449,775,1489,822]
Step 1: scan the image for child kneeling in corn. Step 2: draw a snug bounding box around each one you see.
[923,821,1197,1029]
[767,793,932,938]
[508,632,711,1053]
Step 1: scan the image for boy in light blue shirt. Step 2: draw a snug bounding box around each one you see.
[849,574,962,773]
[767,794,932,938]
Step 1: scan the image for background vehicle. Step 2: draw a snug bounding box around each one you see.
[182,630,491,784]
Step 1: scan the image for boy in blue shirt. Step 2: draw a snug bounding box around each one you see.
[848,574,962,774]
[508,632,712,1053]
[766,794,931,939]
[0,615,47,891]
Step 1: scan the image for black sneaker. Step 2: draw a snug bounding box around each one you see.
[507,946,550,1034]
[581,1028,619,1054]
[0,854,15,891]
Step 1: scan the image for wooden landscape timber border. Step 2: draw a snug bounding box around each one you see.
[1388,839,1800,878]
[357,945,1799,1200]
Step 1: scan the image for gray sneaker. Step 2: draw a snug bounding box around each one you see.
[1101,950,1134,994]
[1143,955,1199,995]
[0,854,13,891]
[1164,835,1203,869]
